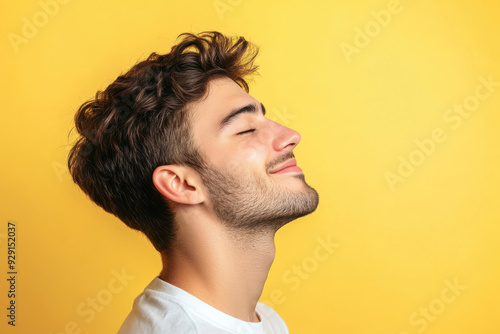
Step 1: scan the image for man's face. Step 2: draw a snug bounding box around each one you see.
[188,76,319,233]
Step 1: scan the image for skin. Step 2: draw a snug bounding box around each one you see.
[152,76,318,323]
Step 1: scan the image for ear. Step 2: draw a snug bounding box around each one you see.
[152,165,205,205]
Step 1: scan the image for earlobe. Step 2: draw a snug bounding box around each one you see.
[152,165,204,205]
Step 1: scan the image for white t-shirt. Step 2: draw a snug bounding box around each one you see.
[118,277,289,334]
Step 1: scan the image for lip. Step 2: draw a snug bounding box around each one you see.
[270,158,303,174]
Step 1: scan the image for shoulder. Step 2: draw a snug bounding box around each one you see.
[118,279,197,334]
[256,302,289,334]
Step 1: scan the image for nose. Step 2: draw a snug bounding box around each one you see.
[270,121,301,152]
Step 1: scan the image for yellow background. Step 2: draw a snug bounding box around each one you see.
[1,0,499,333]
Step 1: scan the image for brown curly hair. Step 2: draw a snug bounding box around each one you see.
[67,31,259,253]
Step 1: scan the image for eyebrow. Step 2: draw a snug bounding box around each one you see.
[218,102,266,131]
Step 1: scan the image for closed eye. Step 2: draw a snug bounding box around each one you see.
[237,129,255,135]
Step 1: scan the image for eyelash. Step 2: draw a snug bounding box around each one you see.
[237,129,256,135]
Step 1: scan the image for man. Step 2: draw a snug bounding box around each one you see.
[68,31,319,333]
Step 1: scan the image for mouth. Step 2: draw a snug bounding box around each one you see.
[269,158,303,174]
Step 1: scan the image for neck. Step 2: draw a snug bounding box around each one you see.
[159,213,277,323]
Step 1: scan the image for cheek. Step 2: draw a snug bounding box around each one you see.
[243,145,266,162]
[242,130,271,161]
[213,129,272,171]
[224,144,268,172]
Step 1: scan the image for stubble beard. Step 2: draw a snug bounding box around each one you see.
[198,161,319,235]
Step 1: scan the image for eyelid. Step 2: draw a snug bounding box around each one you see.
[237,129,256,135]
